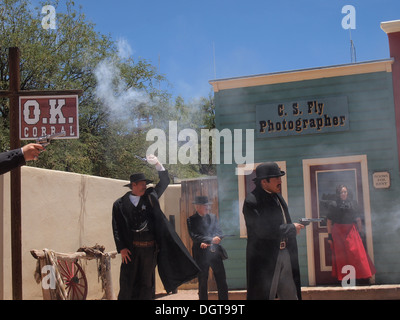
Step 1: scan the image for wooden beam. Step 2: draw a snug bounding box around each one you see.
[0,90,83,97]
[7,90,83,97]
[9,47,22,300]
[30,249,118,261]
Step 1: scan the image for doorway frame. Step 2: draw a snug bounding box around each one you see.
[302,155,374,285]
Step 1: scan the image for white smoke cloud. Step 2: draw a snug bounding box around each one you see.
[93,38,152,122]
[116,38,134,60]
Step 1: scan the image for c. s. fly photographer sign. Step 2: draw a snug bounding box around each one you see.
[257,96,349,138]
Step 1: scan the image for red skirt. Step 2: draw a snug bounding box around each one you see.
[331,224,376,281]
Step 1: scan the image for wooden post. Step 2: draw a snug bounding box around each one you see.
[9,47,22,300]
[179,177,219,290]
[0,47,83,300]
[100,254,117,300]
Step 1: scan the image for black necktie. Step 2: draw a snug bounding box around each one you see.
[272,193,280,206]
[273,194,287,224]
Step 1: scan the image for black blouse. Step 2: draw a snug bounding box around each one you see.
[326,200,361,224]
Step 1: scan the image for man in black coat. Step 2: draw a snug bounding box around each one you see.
[112,155,199,299]
[242,162,304,300]
[187,196,228,300]
[0,143,43,175]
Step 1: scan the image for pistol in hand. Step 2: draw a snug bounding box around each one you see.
[36,131,66,148]
[298,218,324,226]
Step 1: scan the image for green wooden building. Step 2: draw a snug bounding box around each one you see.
[209,20,400,288]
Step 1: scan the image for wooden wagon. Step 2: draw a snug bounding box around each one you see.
[31,244,117,300]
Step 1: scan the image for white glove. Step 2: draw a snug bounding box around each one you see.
[146,154,165,171]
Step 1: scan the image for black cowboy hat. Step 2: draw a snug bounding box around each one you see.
[192,196,213,205]
[124,173,153,187]
[252,162,285,181]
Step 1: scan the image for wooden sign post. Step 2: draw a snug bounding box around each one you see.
[0,47,82,299]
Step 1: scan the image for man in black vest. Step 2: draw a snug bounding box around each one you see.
[112,155,199,300]
[187,196,228,300]
[243,162,304,300]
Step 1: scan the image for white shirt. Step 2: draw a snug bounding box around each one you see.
[129,194,141,207]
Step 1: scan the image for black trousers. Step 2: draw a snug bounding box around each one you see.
[118,246,157,300]
[194,248,228,300]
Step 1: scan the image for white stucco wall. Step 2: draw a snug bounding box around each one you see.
[0,166,181,300]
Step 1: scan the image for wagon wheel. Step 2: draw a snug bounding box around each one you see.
[57,259,88,300]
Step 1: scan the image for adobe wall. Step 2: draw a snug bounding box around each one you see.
[0,166,181,300]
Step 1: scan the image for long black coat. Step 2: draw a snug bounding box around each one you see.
[112,171,200,293]
[242,185,301,300]
[0,148,25,175]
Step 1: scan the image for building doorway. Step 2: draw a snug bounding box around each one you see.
[179,176,219,290]
[303,155,374,285]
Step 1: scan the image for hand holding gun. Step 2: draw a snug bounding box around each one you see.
[298,218,324,226]
[202,235,236,248]
[210,234,236,244]
[134,155,147,162]
[36,131,66,148]
[219,234,236,239]
[135,154,164,171]
[209,235,236,252]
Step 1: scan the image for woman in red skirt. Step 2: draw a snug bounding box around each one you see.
[327,185,376,283]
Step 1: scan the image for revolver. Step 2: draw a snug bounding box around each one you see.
[134,155,147,162]
[209,235,236,252]
[36,131,66,148]
[298,218,325,226]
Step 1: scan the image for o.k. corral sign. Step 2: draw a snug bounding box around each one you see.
[257,96,349,138]
[19,95,79,140]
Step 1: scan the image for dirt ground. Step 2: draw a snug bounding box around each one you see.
[155,289,200,300]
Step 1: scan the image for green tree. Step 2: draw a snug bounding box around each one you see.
[0,0,215,181]
[0,0,163,177]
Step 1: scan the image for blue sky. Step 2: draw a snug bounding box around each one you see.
[36,0,400,100]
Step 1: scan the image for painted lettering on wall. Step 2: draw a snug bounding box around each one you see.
[256,96,349,138]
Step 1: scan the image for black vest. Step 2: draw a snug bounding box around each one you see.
[123,195,155,242]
